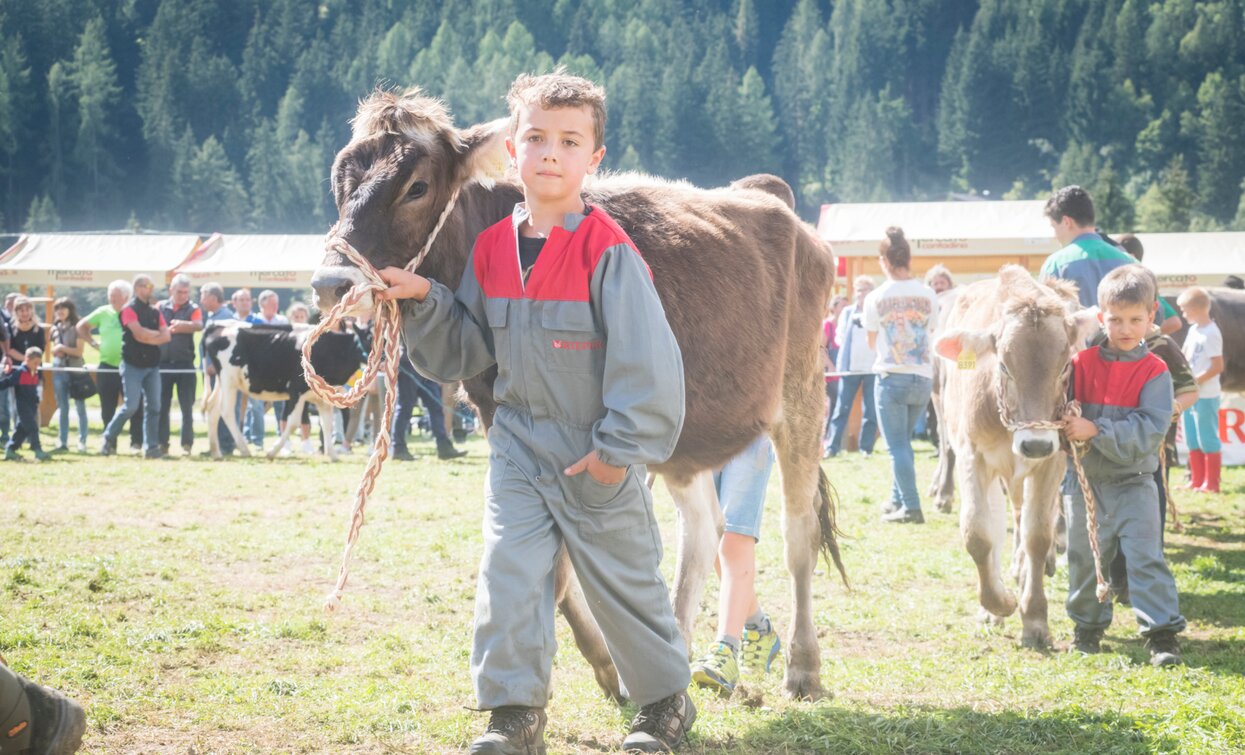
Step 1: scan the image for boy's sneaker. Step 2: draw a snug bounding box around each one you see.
[623,690,696,753]
[1071,626,1104,654]
[1146,630,1183,667]
[34,450,51,462]
[690,641,738,697]
[470,706,546,755]
[99,439,116,456]
[741,622,783,674]
[76,440,88,453]
[4,448,19,461]
[10,671,87,755]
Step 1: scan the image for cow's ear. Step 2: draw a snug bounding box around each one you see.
[457,118,510,186]
[934,328,995,362]
[1066,308,1100,350]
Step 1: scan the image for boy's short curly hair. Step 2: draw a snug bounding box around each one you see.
[1098,264,1156,310]
[507,68,607,150]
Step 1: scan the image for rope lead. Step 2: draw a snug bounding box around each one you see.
[301,189,461,613]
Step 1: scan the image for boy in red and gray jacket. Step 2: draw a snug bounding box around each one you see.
[2,346,48,461]
[378,71,693,754]
[1062,264,1185,666]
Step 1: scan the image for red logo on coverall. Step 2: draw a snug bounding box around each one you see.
[552,339,604,351]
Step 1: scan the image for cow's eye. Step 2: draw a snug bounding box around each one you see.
[406,180,429,200]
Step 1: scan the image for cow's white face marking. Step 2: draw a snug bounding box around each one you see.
[1012,428,1060,460]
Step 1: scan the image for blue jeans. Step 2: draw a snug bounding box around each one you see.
[392,366,450,451]
[53,371,89,447]
[104,362,161,452]
[827,374,877,454]
[245,396,265,446]
[1182,396,1221,453]
[876,373,932,512]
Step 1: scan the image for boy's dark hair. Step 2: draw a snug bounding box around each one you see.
[24,345,43,359]
[1117,233,1143,261]
[879,226,911,269]
[1044,185,1095,227]
[1098,264,1156,310]
[507,68,607,150]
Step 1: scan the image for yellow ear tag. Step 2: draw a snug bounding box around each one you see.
[957,348,977,370]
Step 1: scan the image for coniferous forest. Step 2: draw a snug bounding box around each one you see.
[2,0,1245,234]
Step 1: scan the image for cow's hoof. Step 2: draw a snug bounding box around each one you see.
[1045,552,1058,578]
[979,588,1018,618]
[977,606,1006,627]
[935,497,953,514]
[1021,629,1053,650]
[593,664,624,704]
[781,670,825,701]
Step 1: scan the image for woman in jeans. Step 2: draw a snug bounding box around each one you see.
[50,297,89,452]
[863,227,939,523]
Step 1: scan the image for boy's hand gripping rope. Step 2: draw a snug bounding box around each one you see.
[300,189,460,612]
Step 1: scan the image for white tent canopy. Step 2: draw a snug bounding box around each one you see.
[0,233,203,286]
[818,200,1059,257]
[1133,232,1245,293]
[174,234,325,288]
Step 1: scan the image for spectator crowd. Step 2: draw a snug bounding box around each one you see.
[0,279,468,462]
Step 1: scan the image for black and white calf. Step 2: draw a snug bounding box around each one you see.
[202,323,363,460]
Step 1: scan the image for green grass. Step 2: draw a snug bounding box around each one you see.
[2,428,1243,753]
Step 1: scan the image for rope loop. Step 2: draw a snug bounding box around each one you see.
[300,188,460,612]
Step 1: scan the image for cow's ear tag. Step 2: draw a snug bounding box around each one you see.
[957,348,977,370]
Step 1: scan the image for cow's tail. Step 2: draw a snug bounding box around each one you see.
[817,466,851,589]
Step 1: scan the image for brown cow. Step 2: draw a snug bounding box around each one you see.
[309,89,845,700]
[934,267,1096,648]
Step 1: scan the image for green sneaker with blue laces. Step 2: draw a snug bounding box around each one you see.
[741,621,782,674]
[690,641,739,697]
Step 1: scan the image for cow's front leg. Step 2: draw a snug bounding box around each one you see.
[665,472,722,658]
[267,394,307,459]
[957,449,1016,619]
[219,386,250,457]
[1017,458,1063,649]
[318,402,338,461]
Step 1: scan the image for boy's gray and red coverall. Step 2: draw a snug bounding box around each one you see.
[401,204,690,708]
[1065,343,1186,637]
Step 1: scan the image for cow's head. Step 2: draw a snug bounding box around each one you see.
[935,267,1098,460]
[311,88,509,313]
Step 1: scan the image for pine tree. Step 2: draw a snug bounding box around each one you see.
[1192,71,1245,221]
[734,0,760,68]
[1137,155,1195,231]
[67,16,122,224]
[23,194,61,232]
[0,32,33,228]
[185,136,250,231]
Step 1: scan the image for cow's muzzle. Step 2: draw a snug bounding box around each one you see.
[311,265,372,314]
[1012,428,1059,460]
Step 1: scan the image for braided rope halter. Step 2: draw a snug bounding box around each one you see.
[995,361,1113,603]
[301,187,461,612]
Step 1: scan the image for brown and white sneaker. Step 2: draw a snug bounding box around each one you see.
[469,706,546,755]
[622,690,696,753]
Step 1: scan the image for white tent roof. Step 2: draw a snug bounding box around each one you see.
[818,200,1059,257]
[0,233,203,286]
[1133,232,1245,293]
[174,234,325,288]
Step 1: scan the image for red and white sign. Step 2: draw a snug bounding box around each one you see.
[1175,393,1245,466]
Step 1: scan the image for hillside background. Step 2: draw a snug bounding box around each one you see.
[2,0,1244,233]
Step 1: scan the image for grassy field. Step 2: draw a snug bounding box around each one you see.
[1,423,1243,754]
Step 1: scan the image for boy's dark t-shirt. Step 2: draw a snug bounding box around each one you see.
[518,235,545,282]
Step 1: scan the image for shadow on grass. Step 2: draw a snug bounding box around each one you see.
[711,704,1177,755]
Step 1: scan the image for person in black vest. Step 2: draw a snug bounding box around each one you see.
[100,275,170,458]
[157,274,203,456]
